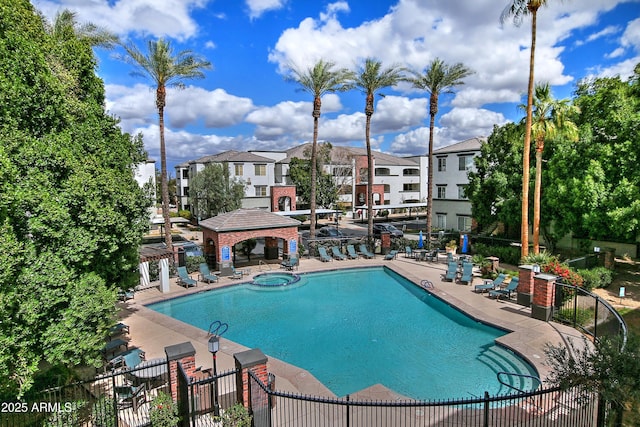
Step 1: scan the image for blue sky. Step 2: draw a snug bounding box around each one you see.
[32,0,640,172]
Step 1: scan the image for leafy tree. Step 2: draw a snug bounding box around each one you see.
[120,39,212,254]
[288,143,340,210]
[466,123,524,238]
[409,58,473,247]
[353,58,406,242]
[527,82,579,253]
[0,0,149,397]
[189,164,245,219]
[501,0,554,257]
[285,60,354,243]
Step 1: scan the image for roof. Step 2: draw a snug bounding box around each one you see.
[199,208,301,232]
[433,137,485,155]
[191,150,275,164]
[279,142,419,167]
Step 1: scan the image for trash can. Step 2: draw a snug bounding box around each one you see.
[177,247,186,267]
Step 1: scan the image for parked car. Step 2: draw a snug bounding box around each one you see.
[373,223,404,238]
[316,227,345,239]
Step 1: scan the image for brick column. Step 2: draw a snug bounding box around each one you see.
[234,349,268,410]
[165,342,197,402]
[531,273,557,322]
[380,232,391,255]
[517,265,535,307]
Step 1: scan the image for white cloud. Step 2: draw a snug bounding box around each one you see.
[245,0,287,20]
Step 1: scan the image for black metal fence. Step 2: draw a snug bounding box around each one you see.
[553,282,628,344]
[248,370,598,427]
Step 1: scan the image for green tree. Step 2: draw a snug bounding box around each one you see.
[285,60,354,243]
[44,9,119,49]
[189,164,245,219]
[409,58,473,247]
[501,0,554,257]
[0,0,149,397]
[120,39,212,254]
[466,123,524,238]
[353,58,406,242]
[288,143,340,210]
[527,82,579,253]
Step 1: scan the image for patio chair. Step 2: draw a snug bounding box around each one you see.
[458,262,474,285]
[474,273,506,293]
[106,348,146,371]
[426,249,439,262]
[442,261,458,281]
[177,266,197,288]
[108,322,129,338]
[331,246,347,260]
[489,277,520,300]
[317,247,332,262]
[230,266,244,279]
[358,244,375,259]
[405,246,413,258]
[346,245,359,259]
[118,288,135,301]
[280,255,299,271]
[198,263,219,284]
[115,383,147,412]
[384,250,398,260]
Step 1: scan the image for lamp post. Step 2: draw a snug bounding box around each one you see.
[208,335,220,416]
[533,264,541,274]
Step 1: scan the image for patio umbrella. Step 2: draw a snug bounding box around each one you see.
[418,231,424,249]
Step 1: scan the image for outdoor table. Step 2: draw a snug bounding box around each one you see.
[414,249,427,261]
[102,338,128,357]
[131,358,167,380]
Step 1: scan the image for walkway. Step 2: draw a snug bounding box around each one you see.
[118,254,584,400]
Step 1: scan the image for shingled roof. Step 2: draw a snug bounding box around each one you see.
[199,209,301,232]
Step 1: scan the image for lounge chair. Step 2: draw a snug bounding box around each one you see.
[198,263,219,284]
[474,273,506,293]
[108,322,129,338]
[230,266,245,279]
[458,262,474,285]
[118,288,135,301]
[177,266,197,288]
[358,244,375,259]
[317,246,332,262]
[346,244,359,259]
[384,250,398,260]
[489,277,520,300]
[280,255,299,271]
[331,246,347,260]
[115,383,146,411]
[442,261,458,281]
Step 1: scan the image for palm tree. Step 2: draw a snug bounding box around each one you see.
[45,9,119,48]
[409,59,473,247]
[353,58,407,242]
[501,0,552,257]
[285,60,354,245]
[527,83,579,253]
[121,39,212,253]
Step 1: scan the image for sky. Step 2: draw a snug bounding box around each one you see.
[31,0,640,173]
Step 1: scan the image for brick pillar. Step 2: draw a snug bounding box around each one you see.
[531,273,557,322]
[165,342,197,402]
[234,349,268,411]
[380,232,391,255]
[517,265,535,307]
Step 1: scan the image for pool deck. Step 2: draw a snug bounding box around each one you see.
[118,254,585,401]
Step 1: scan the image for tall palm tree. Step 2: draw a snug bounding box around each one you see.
[46,9,119,48]
[527,83,579,253]
[409,59,473,247]
[121,39,212,253]
[353,58,407,242]
[285,60,354,245]
[501,0,551,257]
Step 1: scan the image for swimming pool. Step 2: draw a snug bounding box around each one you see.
[148,267,537,400]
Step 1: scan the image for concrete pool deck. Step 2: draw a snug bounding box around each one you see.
[117,255,585,400]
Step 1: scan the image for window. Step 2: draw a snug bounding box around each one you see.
[458,216,472,232]
[437,185,446,199]
[457,185,467,200]
[181,169,189,179]
[437,157,447,172]
[459,155,473,171]
[375,167,390,176]
[403,168,419,176]
[255,186,267,196]
[183,187,189,197]
[234,164,244,176]
[339,185,352,195]
[254,164,266,176]
[436,214,446,229]
[403,183,420,191]
[383,184,391,193]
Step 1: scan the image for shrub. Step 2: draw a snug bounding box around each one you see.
[185,256,205,274]
[218,403,252,427]
[178,210,192,220]
[577,267,614,291]
[543,260,584,287]
[472,243,521,265]
[149,392,180,427]
[521,250,557,266]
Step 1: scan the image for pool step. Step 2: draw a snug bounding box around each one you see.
[477,345,538,393]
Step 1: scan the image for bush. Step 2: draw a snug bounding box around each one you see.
[521,250,557,266]
[472,243,521,265]
[178,210,192,220]
[218,403,252,427]
[577,267,614,291]
[185,256,205,274]
[149,392,180,427]
[543,260,584,287]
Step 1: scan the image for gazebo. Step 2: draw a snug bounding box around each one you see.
[199,209,301,276]
[139,245,174,293]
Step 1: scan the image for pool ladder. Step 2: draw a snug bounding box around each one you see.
[497,371,542,394]
[258,260,272,271]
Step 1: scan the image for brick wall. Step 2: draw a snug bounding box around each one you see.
[270,186,296,212]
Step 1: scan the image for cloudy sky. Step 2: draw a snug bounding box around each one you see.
[32,0,640,171]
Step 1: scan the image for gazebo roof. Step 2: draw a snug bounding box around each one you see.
[139,245,174,263]
[199,209,301,232]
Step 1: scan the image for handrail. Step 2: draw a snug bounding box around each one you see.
[258,260,272,271]
[208,320,228,337]
[497,371,542,394]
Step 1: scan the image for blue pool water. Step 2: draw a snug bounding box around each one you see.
[148,267,537,400]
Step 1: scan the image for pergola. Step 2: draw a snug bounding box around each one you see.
[199,209,301,276]
[139,245,174,293]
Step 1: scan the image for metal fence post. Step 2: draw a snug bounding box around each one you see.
[346,394,350,427]
[483,391,490,427]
